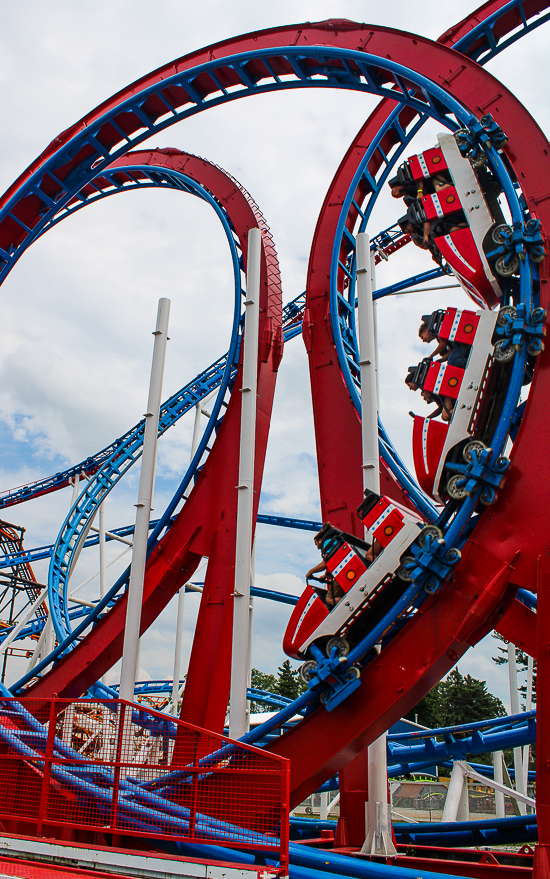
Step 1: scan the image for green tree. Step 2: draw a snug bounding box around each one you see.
[439,668,507,726]
[276,659,307,700]
[405,669,506,729]
[404,682,443,729]
[250,668,278,713]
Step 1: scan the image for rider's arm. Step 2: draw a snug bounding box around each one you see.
[306,560,327,580]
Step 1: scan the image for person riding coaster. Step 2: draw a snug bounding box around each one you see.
[391,133,512,310]
[410,304,519,504]
[283,490,432,667]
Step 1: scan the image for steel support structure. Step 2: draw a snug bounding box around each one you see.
[229,228,261,740]
[119,298,170,702]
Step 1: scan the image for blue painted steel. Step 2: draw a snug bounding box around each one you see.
[0,45,485,286]
[517,587,537,608]
[0,688,279,849]
[393,813,537,848]
[387,709,536,741]
[372,268,444,300]
[452,0,550,63]
[289,813,538,849]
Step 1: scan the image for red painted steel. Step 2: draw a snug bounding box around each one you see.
[392,846,532,879]
[494,596,537,659]
[22,150,282,737]
[0,698,289,871]
[270,30,550,804]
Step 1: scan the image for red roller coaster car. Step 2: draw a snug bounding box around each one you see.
[283,492,430,662]
[402,133,506,310]
[411,305,499,503]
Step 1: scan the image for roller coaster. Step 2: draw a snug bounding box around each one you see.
[0,2,548,878]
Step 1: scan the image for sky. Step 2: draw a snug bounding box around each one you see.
[0,1,548,711]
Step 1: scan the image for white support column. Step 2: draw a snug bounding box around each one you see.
[357,233,395,857]
[441,761,469,822]
[170,586,185,715]
[228,227,261,740]
[356,233,379,497]
[320,791,329,821]
[119,298,170,703]
[99,501,107,600]
[245,541,256,733]
[98,500,108,684]
[493,750,506,818]
[523,655,534,806]
[508,641,526,814]
[71,474,80,506]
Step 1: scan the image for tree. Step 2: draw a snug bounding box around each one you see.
[405,669,506,729]
[276,659,307,700]
[250,668,279,713]
[439,668,506,726]
[404,683,443,729]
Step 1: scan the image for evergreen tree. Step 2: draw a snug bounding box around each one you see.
[404,683,443,729]
[276,659,307,700]
[405,669,506,729]
[439,668,506,726]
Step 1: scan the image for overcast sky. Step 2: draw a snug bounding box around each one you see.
[0,2,547,709]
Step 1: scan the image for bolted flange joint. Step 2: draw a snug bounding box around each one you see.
[445,444,510,507]
[454,114,508,168]
[493,302,547,359]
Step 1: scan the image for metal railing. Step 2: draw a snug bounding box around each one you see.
[0,697,289,871]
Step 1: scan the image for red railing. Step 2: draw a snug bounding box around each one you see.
[0,698,289,874]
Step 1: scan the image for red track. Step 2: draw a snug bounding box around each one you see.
[1,5,546,827]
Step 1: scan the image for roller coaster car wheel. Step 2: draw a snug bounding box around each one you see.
[418,525,443,549]
[300,660,318,683]
[345,666,361,682]
[326,636,350,658]
[527,339,543,357]
[445,547,461,564]
[495,254,519,277]
[480,487,497,505]
[496,305,517,326]
[492,224,513,245]
[424,577,440,595]
[397,556,415,582]
[494,339,516,363]
[454,129,470,148]
[531,307,547,323]
[319,689,330,705]
[470,151,487,169]
[446,474,469,500]
[463,439,488,463]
